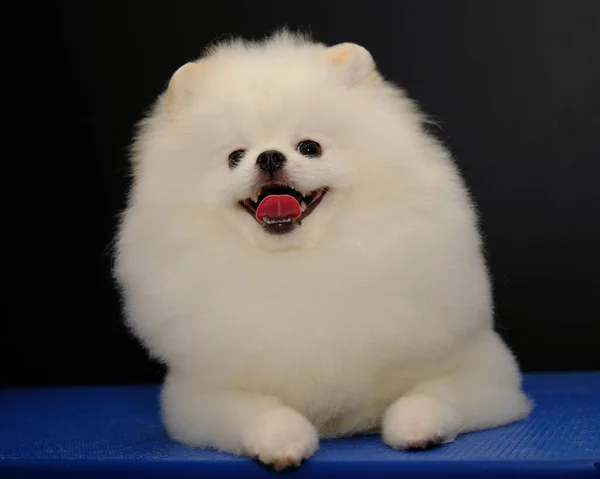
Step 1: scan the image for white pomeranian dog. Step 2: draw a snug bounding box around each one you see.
[114,31,531,470]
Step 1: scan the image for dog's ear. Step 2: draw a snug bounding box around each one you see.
[324,43,380,86]
[166,62,203,108]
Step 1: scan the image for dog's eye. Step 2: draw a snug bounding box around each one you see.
[228,149,246,169]
[297,140,322,158]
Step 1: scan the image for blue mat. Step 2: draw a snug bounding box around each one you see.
[1,373,599,478]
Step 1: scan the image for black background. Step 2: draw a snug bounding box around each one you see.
[6,1,600,387]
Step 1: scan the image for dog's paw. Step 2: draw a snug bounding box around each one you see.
[382,394,461,450]
[242,408,319,470]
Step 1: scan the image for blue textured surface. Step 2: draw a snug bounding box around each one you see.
[1,373,599,478]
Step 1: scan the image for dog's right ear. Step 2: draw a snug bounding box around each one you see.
[166,62,203,109]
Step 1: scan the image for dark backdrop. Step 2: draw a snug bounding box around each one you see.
[6,0,600,387]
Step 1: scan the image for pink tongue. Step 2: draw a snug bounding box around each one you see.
[256,195,302,221]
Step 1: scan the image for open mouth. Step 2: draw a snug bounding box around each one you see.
[240,184,328,234]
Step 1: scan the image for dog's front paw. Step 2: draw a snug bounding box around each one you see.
[242,407,319,470]
[382,394,461,450]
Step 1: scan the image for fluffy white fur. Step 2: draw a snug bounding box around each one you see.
[115,32,531,470]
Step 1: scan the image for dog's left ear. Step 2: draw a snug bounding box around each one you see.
[324,43,380,86]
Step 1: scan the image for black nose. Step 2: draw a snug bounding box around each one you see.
[256,150,286,175]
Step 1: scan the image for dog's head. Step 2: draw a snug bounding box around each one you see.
[134,32,425,251]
